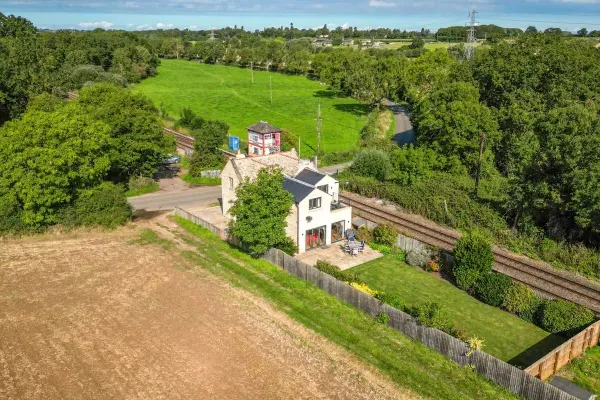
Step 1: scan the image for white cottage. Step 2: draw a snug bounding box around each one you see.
[220,150,352,253]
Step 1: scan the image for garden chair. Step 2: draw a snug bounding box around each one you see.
[358,241,365,253]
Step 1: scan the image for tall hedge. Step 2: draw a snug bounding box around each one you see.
[538,299,595,337]
[473,273,513,307]
[453,233,494,291]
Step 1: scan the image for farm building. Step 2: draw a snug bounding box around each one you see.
[247,121,281,156]
[221,149,352,253]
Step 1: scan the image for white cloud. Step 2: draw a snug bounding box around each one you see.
[122,1,141,7]
[136,24,152,30]
[156,22,175,29]
[78,21,114,29]
[187,24,200,30]
[340,22,350,29]
[368,0,396,6]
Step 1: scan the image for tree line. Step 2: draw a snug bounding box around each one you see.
[314,33,600,251]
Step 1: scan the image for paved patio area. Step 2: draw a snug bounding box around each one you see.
[295,242,383,270]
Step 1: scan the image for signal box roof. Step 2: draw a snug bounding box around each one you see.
[247,121,281,134]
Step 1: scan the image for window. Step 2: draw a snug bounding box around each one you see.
[253,147,259,155]
[331,220,345,242]
[305,226,326,249]
[264,134,271,140]
[229,177,234,189]
[317,184,328,194]
[309,197,321,210]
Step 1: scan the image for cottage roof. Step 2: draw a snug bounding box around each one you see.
[247,121,281,134]
[230,149,302,181]
[283,177,316,203]
[295,168,326,185]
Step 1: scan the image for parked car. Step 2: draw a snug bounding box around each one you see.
[163,154,180,165]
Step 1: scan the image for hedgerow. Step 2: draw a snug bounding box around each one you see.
[453,233,494,291]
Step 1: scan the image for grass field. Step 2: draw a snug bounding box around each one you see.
[135,59,370,157]
[173,217,520,400]
[349,256,564,366]
[559,346,600,394]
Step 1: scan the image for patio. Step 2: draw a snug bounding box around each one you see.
[295,242,383,270]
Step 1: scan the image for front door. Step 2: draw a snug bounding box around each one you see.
[306,226,326,250]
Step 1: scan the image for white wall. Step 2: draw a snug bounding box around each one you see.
[220,161,240,215]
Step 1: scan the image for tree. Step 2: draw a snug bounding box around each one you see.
[75,83,174,182]
[413,82,499,174]
[525,26,538,34]
[0,13,37,37]
[228,168,295,257]
[189,120,229,175]
[409,36,425,49]
[350,149,392,181]
[452,233,494,291]
[577,28,588,37]
[0,102,111,228]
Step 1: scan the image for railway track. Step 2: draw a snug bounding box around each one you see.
[163,127,195,151]
[340,191,600,313]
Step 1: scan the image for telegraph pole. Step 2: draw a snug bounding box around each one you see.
[316,103,322,164]
[474,131,486,198]
[465,9,478,60]
[269,76,273,103]
[250,62,254,83]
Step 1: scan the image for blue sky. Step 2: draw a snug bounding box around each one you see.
[1,0,600,32]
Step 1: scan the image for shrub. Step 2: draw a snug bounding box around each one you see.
[408,302,454,333]
[538,299,595,336]
[450,327,468,342]
[375,292,405,310]
[275,236,298,256]
[375,312,391,325]
[128,174,155,191]
[350,149,392,181]
[502,282,538,314]
[373,224,397,247]
[426,259,441,272]
[61,182,132,229]
[0,192,26,235]
[473,273,513,307]
[356,226,373,243]
[351,282,378,296]
[517,297,544,324]
[453,233,494,291]
[315,260,363,284]
[466,337,484,356]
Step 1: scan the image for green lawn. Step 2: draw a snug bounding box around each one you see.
[349,256,564,366]
[165,218,520,400]
[559,346,600,394]
[124,183,159,197]
[135,59,370,157]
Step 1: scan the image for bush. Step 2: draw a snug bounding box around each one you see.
[517,296,544,324]
[60,182,132,229]
[0,192,26,235]
[315,260,363,284]
[275,236,298,256]
[426,259,441,272]
[128,174,155,191]
[473,273,513,307]
[375,312,391,325]
[318,149,358,167]
[453,233,494,291]
[375,292,405,310]
[350,149,392,181]
[373,224,397,247]
[538,299,595,336]
[502,282,537,314]
[356,226,373,243]
[408,302,454,333]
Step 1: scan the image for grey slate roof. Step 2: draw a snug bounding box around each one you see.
[247,121,281,134]
[283,177,316,203]
[295,168,326,185]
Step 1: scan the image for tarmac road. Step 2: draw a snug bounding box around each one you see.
[129,186,221,211]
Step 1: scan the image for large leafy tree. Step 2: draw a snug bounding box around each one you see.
[75,83,174,182]
[228,169,295,257]
[413,82,499,174]
[189,120,229,175]
[0,102,111,227]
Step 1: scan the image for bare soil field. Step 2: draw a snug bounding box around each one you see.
[0,227,413,400]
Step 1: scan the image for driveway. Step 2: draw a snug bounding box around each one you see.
[129,185,221,211]
[383,99,415,146]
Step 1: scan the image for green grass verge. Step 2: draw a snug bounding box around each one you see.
[124,183,159,197]
[166,217,520,400]
[386,109,396,137]
[135,59,369,157]
[559,346,600,394]
[182,173,221,186]
[349,255,564,366]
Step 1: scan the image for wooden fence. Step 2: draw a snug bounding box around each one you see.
[525,320,600,380]
[174,207,577,400]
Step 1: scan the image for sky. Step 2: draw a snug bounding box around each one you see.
[1,0,600,32]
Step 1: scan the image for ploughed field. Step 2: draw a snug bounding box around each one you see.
[134,59,369,157]
[0,228,407,400]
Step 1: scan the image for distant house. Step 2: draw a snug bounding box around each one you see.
[314,38,333,47]
[221,150,352,253]
[247,121,281,156]
[341,39,354,46]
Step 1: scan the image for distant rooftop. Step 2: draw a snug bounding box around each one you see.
[247,121,281,134]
